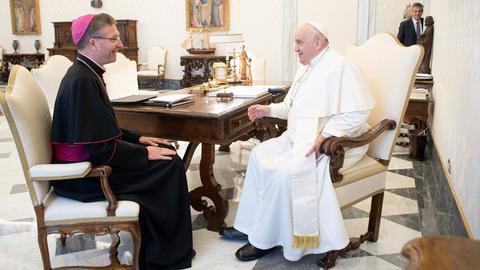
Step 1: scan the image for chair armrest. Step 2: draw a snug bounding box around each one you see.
[87,165,118,216]
[137,63,147,71]
[30,163,118,216]
[254,117,288,142]
[30,162,92,181]
[320,119,396,182]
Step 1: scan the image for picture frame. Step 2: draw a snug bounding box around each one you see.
[186,0,230,32]
[10,0,41,35]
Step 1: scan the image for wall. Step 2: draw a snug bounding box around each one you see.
[0,0,361,82]
[0,0,286,81]
[298,0,358,53]
[429,0,480,238]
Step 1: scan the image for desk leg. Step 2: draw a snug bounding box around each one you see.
[189,143,229,232]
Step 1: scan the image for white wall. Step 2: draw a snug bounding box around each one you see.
[0,0,286,81]
[0,0,360,82]
[298,0,358,53]
[430,0,480,238]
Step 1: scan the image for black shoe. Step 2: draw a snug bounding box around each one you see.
[191,249,196,260]
[219,227,248,240]
[235,243,275,261]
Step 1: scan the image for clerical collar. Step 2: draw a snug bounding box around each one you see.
[308,47,329,68]
[77,53,106,77]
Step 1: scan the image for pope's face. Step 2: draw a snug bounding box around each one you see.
[91,24,124,66]
[294,25,324,65]
[411,6,423,21]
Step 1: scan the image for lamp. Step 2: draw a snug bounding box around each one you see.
[209,33,245,83]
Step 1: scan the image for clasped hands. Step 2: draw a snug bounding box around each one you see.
[139,136,176,160]
[248,105,325,159]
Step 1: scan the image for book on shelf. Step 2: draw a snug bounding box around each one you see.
[415,73,433,80]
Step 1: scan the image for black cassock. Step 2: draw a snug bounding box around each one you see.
[51,54,192,269]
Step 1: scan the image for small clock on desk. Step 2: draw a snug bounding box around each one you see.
[213,62,228,83]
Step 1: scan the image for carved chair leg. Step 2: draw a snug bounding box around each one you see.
[368,192,384,242]
[130,224,142,270]
[109,230,121,266]
[317,250,340,269]
[37,227,52,270]
[60,234,67,246]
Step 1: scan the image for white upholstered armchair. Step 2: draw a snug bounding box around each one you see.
[137,46,167,79]
[256,33,423,268]
[0,65,141,269]
[104,53,141,100]
[31,55,72,111]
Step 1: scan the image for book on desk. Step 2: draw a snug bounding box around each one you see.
[145,93,194,107]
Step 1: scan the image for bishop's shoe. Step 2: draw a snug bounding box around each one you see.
[219,227,248,240]
[235,242,275,261]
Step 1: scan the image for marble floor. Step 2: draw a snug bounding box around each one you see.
[0,114,467,269]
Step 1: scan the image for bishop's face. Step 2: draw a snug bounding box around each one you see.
[91,24,124,66]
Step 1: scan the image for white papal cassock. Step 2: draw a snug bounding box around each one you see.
[234,47,375,261]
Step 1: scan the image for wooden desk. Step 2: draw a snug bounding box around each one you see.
[404,79,434,125]
[113,87,280,231]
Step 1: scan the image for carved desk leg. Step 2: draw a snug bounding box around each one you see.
[188,143,229,231]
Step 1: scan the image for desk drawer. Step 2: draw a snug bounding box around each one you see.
[228,111,252,135]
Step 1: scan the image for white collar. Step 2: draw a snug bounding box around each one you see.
[308,46,329,68]
[412,18,422,24]
[78,53,106,71]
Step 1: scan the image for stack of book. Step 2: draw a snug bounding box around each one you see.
[415,73,433,80]
[410,88,428,100]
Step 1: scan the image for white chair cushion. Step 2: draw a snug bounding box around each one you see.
[44,192,139,224]
[334,155,387,208]
[335,155,387,188]
[29,162,91,181]
[147,46,167,71]
[137,70,159,76]
[104,53,139,100]
[31,55,73,110]
[345,33,422,160]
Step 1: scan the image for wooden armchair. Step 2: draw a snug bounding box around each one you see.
[0,65,141,270]
[256,33,423,268]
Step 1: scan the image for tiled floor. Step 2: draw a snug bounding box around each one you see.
[0,115,467,269]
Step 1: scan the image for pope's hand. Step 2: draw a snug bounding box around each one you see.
[247,105,270,122]
[305,134,326,159]
[146,146,176,160]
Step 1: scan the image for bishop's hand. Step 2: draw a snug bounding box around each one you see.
[146,146,176,160]
[139,136,173,147]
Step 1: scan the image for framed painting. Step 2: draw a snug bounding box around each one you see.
[186,0,230,31]
[10,0,41,35]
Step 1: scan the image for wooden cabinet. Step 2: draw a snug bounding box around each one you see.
[47,20,138,63]
[1,53,45,82]
[180,55,227,87]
